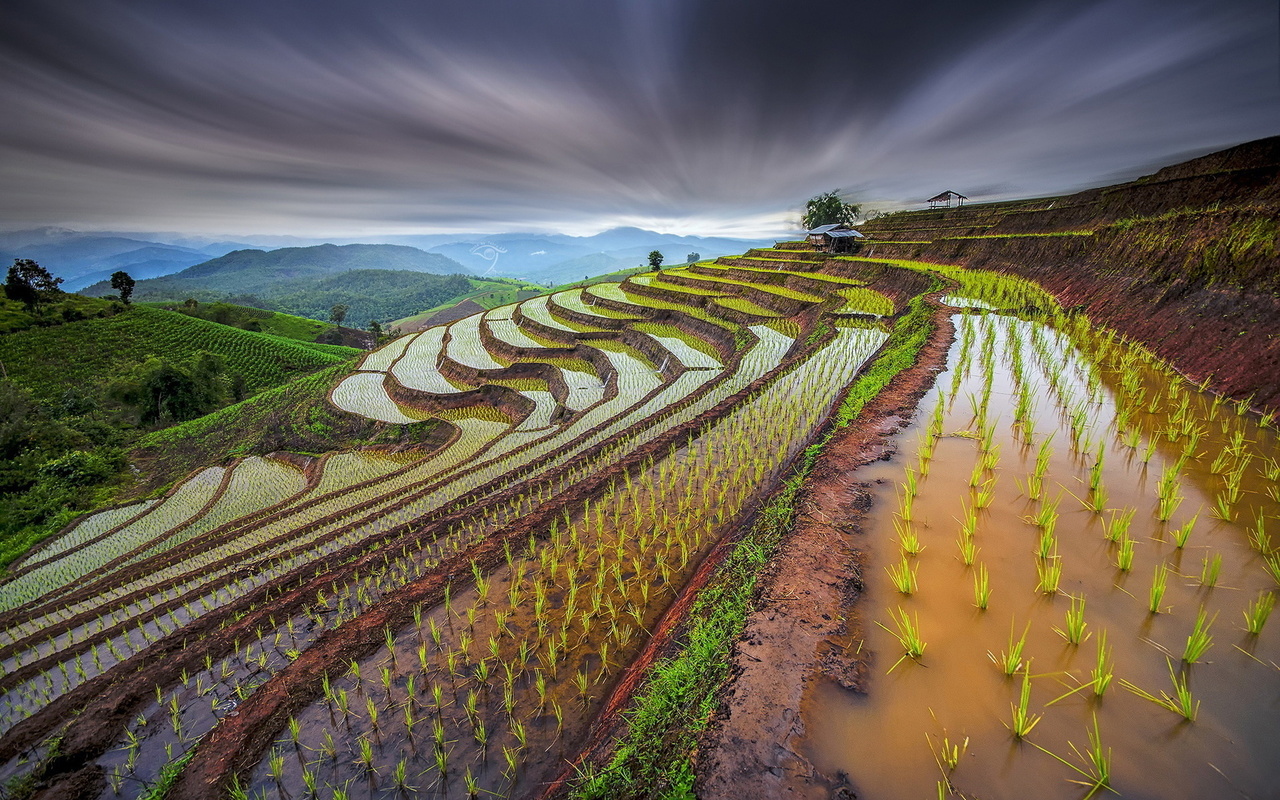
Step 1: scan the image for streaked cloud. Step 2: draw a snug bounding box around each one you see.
[0,0,1275,238]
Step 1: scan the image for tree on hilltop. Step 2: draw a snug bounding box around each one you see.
[687,252,701,264]
[5,259,63,311]
[802,190,861,229]
[110,271,135,305]
[648,250,664,270]
[330,303,349,325]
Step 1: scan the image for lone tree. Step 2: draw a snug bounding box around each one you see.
[110,271,135,305]
[802,190,861,230]
[686,252,701,264]
[4,259,63,311]
[648,250,664,270]
[330,303,349,325]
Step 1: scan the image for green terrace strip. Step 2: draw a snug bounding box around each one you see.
[566,288,938,799]
[934,231,1096,240]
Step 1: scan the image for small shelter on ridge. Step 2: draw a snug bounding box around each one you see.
[927,190,968,208]
[806,223,865,253]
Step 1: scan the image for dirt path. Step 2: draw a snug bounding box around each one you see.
[695,303,955,799]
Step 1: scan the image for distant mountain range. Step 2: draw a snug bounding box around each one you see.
[1,225,778,290]
[80,244,476,325]
[0,227,259,291]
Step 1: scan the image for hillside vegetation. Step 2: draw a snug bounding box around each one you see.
[0,303,356,404]
[0,300,361,569]
[149,300,370,347]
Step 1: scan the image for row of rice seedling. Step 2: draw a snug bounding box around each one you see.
[0,279,742,732]
[0,263,895,796]
[230,323,890,799]
[834,286,895,317]
[806,264,1280,800]
[9,499,158,569]
[0,467,231,613]
[330,372,429,423]
[89,296,878,794]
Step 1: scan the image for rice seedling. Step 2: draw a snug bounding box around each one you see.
[886,557,918,595]
[957,534,978,566]
[1054,595,1089,645]
[1008,666,1042,740]
[974,479,996,510]
[1114,535,1135,572]
[1149,563,1169,614]
[1121,659,1198,721]
[877,608,926,672]
[1170,514,1197,548]
[1102,508,1135,543]
[1037,528,1058,560]
[957,503,978,538]
[1182,608,1216,663]
[990,621,1031,676]
[1246,516,1269,553]
[1157,481,1184,523]
[926,732,969,773]
[1199,553,1222,588]
[1037,557,1063,595]
[1091,630,1113,697]
[895,518,924,556]
[973,563,990,610]
[1243,591,1276,635]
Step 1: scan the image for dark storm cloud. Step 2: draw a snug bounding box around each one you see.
[0,0,1275,236]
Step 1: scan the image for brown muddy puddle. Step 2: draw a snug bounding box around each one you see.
[803,311,1280,800]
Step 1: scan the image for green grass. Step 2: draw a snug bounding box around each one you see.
[145,301,354,347]
[0,304,355,403]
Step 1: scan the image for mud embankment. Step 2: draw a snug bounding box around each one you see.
[694,301,956,800]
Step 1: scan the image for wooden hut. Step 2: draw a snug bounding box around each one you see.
[927,190,968,208]
[805,223,865,253]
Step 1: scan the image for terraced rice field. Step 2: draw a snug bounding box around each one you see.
[5,250,1271,800]
[0,258,906,799]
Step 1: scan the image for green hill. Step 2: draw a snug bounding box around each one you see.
[83,243,477,325]
[147,300,371,348]
[0,299,363,568]
[0,302,358,404]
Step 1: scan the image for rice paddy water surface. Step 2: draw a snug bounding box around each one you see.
[803,285,1280,800]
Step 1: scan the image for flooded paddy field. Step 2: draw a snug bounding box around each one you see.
[803,277,1280,800]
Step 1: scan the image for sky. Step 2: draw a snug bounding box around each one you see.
[0,0,1277,239]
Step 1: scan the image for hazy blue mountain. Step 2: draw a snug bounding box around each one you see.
[63,246,216,291]
[424,227,773,282]
[521,252,633,286]
[0,227,225,290]
[133,243,473,294]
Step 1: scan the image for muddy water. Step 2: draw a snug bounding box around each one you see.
[803,311,1280,800]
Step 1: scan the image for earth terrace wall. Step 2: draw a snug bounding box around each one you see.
[858,211,1280,413]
